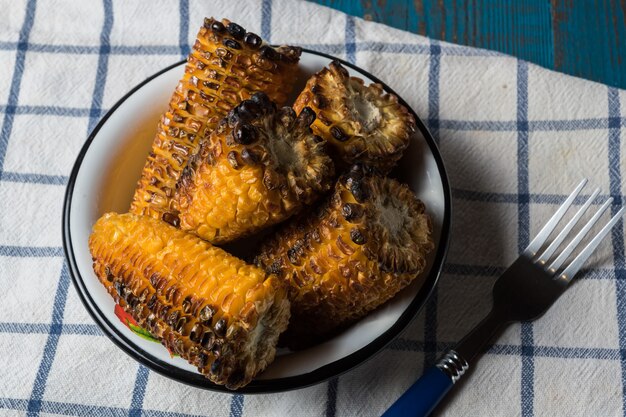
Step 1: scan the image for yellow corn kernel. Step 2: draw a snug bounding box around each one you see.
[131,17,301,222]
[255,169,434,349]
[89,212,290,389]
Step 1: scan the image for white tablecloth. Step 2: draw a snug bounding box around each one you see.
[1,0,625,416]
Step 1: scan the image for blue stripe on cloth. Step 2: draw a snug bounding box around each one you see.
[326,377,338,417]
[439,119,518,131]
[410,116,625,132]
[607,87,626,415]
[0,104,92,117]
[129,365,150,417]
[387,338,623,361]
[427,40,441,141]
[22,43,100,54]
[363,41,507,57]
[528,118,609,131]
[1,397,212,417]
[516,59,534,417]
[438,118,625,132]
[488,345,623,360]
[87,0,113,133]
[516,62,530,250]
[0,171,67,185]
[0,245,63,257]
[352,41,430,55]
[0,42,181,55]
[0,398,28,412]
[0,0,37,176]
[443,263,618,281]
[452,188,625,205]
[298,43,346,56]
[345,15,356,64]
[347,41,502,57]
[0,39,505,58]
[0,322,101,335]
[26,262,70,417]
[261,0,273,41]
[179,0,189,58]
[229,394,244,417]
[423,39,442,370]
[109,45,182,56]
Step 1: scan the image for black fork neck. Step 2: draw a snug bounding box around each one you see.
[455,310,506,364]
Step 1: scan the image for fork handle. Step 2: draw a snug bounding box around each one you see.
[383,311,505,416]
[381,351,466,417]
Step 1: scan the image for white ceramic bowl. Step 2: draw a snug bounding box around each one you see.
[62,49,451,393]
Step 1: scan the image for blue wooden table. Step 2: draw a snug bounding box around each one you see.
[311,0,626,90]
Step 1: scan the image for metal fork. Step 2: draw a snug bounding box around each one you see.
[383,179,626,417]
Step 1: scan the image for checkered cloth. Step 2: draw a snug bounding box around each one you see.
[1,0,624,416]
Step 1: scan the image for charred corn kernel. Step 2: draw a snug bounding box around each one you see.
[255,167,434,349]
[131,17,302,222]
[89,212,290,389]
[175,92,335,244]
[293,61,415,173]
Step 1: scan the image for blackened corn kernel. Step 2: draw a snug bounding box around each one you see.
[210,20,225,32]
[222,38,242,50]
[226,22,245,39]
[244,32,262,48]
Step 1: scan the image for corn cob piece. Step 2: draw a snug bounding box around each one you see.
[131,17,302,221]
[175,92,335,244]
[293,61,415,173]
[89,212,290,389]
[255,167,434,349]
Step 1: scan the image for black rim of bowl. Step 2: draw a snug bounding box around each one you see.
[62,48,452,394]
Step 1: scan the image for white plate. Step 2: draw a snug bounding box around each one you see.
[62,49,451,393]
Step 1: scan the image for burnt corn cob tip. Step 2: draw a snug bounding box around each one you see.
[130,17,302,221]
[255,166,434,349]
[88,212,290,389]
[175,92,335,244]
[293,60,415,173]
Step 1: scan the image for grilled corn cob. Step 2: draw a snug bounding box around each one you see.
[131,17,302,221]
[293,61,415,173]
[89,212,290,389]
[175,92,335,244]
[255,167,434,348]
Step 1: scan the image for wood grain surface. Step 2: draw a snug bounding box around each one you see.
[311,0,626,89]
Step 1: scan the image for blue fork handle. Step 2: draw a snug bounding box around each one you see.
[381,366,453,417]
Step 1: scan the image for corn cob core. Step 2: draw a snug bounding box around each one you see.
[130,17,301,221]
[255,168,433,348]
[293,61,415,173]
[175,92,335,244]
[89,213,290,389]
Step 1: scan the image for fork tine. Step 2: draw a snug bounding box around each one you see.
[559,206,625,282]
[524,178,587,257]
[536,188,600,264]
[548,197,613,272]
